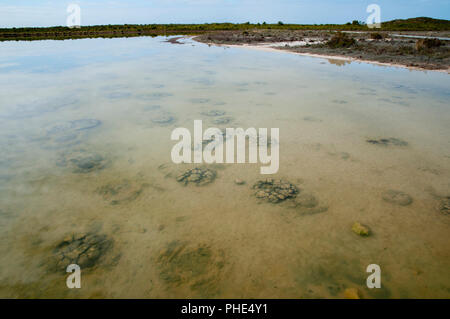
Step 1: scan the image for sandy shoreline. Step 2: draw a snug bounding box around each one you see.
[205,42,450,74]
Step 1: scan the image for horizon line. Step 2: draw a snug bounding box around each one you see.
[1,16,449,30]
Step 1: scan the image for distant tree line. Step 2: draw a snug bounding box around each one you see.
[0,17,448,41]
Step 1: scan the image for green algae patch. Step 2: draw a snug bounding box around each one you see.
[352,222,370,237]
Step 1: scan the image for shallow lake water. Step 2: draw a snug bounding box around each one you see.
[0,36,449,298]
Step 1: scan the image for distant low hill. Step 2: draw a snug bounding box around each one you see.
[381,17,450,30]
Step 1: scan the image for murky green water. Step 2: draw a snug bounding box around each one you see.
[0,36,449,298]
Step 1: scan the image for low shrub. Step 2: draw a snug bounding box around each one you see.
[416,38,442,51]
[370,32,383,40]
[327,32,356,48]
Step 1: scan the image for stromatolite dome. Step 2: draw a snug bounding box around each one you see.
[56,149,109,173]
[52,233,112,270]
[176,168,217,186]
[253,178,299,203]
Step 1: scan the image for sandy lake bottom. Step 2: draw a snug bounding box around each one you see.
[0,36,449,298]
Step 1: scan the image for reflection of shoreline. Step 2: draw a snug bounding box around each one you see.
[327,59,351,67]
[199,41,449,74]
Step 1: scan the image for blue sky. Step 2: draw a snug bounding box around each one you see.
[0,0,449,28]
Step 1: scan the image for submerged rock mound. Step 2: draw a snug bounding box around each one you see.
[176,168,217,186]
[57,149,109,173]
[253,178,299,203]
[51,233,113,271]
[285,192,329,215]
[0,96,78,119]
[212,116,234,125]
[151,112,176,126]
[438,197,450,216]
[189,98,210,104]
[156,241,226,296]
[97,180,148,205]
[47,119,101,134]
[38,118,102,149]
[201,110,226,117]
[382,190,413,206]
[137,92,173,101]
[366,138,408,147]
[191,130,227,151]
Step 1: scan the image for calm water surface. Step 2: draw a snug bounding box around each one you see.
[0,36,449,298]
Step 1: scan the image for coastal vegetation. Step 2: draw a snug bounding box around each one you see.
[195,28,450,71]
[326,32,356,48]
[0,17,449,41]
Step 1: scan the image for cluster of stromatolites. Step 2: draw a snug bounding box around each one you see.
[439,197,450,216]
[253,178,299,203]
[176,168,217,186]
[52,233,112,270]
